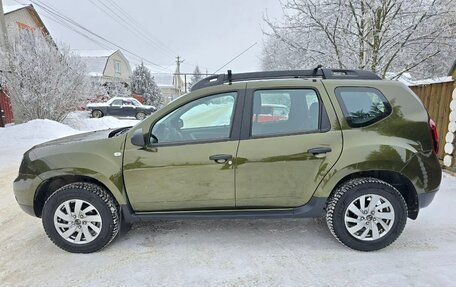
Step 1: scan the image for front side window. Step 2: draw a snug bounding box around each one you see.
[151,92,237,144]
[335,87,392,127]
[251,89,321,137]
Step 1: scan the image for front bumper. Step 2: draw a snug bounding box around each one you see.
[13,173,43,217]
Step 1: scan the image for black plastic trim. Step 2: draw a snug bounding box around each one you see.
[120,197,327,222]
[418,191,437,209]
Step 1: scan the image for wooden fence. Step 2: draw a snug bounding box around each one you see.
[410,80,454,159]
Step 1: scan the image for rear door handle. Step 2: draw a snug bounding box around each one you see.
[307,147,332,155]
[209,154,232,164]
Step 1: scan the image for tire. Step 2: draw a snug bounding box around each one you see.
[135,112,146,120]
[326,177,407,251]
[42,182,120,253]
[92,109,103,118]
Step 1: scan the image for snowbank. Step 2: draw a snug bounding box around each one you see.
[0,119,80,170]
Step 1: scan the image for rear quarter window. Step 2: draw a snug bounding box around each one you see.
[335,87,392,128]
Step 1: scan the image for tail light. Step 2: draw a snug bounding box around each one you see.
[429,119,439,154]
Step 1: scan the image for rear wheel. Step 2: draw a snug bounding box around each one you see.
[42,182,119,253]
[326,177,407,251]
[92,110,103,118]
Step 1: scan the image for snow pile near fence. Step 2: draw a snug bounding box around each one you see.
[63,111,139,131]
[0,119,80,170]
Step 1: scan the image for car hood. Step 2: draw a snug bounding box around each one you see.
[32,129,116,149]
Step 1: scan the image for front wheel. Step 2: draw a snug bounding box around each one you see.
[135,112,146,120]
[326,177,407,251]
[42,182,120,253]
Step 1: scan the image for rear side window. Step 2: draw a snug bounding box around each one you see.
[335,87,392,127]
[251,89,325,137]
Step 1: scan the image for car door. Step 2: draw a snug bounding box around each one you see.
[108,99,123,116]
[235,80,343,208]
[123,91,243,211]
[121,99,136,117]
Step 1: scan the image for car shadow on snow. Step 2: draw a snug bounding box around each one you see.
[114,217,346,251]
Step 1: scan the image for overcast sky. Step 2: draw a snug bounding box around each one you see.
[6,0,284,74]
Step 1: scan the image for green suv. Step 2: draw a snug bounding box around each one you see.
[14,68,441,253]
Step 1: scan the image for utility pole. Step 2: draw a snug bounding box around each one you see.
[174,56,185,97]
[0,0,9,127]
[0,0,10,72]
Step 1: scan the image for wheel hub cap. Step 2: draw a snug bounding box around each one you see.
[53,199,102,244]
[344,194,395,241]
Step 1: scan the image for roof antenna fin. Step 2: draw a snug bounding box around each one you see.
[227,70,232,85]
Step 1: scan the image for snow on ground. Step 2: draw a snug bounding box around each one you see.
[0,119,456,286]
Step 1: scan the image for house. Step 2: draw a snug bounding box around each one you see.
[3,4,50,39]
[1,4,50,126]
[75,50,132,85]
[153,73,182,104]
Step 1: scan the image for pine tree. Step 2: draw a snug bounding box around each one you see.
[188,65,203,89]
[131,62,163,107]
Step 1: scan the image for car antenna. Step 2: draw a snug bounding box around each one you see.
[227,70,232,85]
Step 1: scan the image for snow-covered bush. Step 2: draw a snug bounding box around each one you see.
[131,62,163,107]
[103,81,130,98]
[0,31,97,123]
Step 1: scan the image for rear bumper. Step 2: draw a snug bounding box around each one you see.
[418,190,437,209]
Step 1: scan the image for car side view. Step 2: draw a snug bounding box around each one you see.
[86,97,156,120]
[14,68,441,253]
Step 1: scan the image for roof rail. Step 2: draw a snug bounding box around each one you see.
[190,68,381,91]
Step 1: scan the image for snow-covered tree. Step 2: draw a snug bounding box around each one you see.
[188,65,203,89]
[131,62,163,107]
[262,0,456,79]
[0,31,97,122]
[103,81,130,98]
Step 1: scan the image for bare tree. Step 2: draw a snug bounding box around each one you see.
[0,31,96,123]
[262,0,456,79]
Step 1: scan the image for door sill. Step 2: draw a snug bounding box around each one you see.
[121,197,326,222]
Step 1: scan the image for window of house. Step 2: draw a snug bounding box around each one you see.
[335,87,392,127]
[114,60,121,75]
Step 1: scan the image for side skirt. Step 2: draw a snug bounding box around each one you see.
[121,197,327,223]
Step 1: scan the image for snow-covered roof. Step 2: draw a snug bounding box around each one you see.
[74,50,117,57]
[3,4,28,14]
[406,76,453,86]
[152,73,174,87]
[73,50,117,76]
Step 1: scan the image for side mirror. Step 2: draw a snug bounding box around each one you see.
[130,128,145,147]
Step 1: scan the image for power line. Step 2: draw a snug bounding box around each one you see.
[89,0,175,59]
[30,0,171,72]
[102,0,177,57]
[213,42,258,74]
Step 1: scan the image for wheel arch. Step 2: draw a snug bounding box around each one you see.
[34,174,124,217]
[327,170,419,219]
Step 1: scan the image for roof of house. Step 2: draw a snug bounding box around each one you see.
[3,4,25,14]
[73,50,117,76]
[152,73,175,88]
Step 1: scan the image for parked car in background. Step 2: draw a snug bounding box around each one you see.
[86,97,156,120]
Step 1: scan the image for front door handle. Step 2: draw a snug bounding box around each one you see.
[307,147,332,155]
[209,154,232,164]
